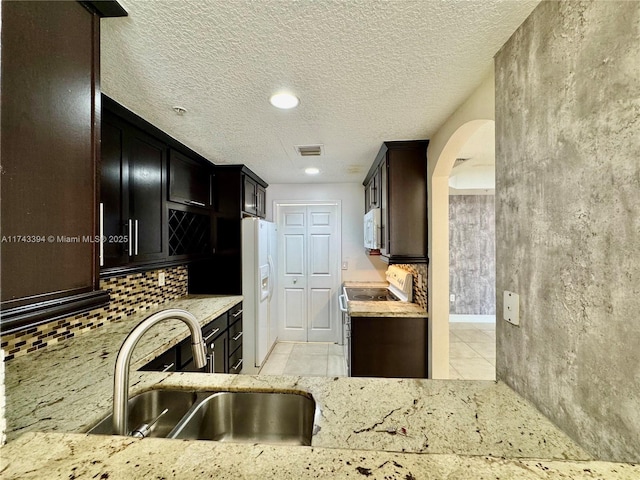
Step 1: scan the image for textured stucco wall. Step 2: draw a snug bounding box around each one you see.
[495,0,640,462]
[449,195,496,315]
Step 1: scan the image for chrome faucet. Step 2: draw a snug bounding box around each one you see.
[112,308,207,436]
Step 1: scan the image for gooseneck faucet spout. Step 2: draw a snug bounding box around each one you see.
[112,308,207,436]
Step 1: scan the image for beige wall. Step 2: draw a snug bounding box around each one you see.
[427,71,495,378]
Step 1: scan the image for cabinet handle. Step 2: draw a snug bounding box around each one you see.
[232,331,243,341]
[231,358,243,371]
[204,328,220,342]
[134,219,139,255]
[161,362,175,372]
[232,309,243,318]
[187,200,206,207]
[99,203,104,267]
[128,219,133,256]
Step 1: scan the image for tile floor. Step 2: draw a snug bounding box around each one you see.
[258,342,347,377]
[259,321,496,380]
[449,322,496,380]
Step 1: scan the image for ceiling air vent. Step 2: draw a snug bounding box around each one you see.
[294,144,324,157]
[453,157,471,168]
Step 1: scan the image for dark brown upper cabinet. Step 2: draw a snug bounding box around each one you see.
[363,140,429,264]
[0,1,126,334]
[242,175,267,218]
[189,165,267,295]
[101,111,168,270]
[101,95,217,275]
[169,149,212,208]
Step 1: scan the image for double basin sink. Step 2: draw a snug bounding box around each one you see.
[88,389,317,446]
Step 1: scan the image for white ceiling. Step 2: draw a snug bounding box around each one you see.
[449,121,495,193]
[101,0,538,185]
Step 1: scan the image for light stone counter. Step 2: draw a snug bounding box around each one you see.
[343,281,428,318]
[2,431,639,480]
[4,294,242,442]
[3,293,637,478]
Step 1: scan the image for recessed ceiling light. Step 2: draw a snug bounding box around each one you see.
[172,106,187,115]
[305,167,320,175]
[269,93,299,109]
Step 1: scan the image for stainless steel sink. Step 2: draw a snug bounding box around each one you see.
[87,389,199,438]
[170,391,316,446]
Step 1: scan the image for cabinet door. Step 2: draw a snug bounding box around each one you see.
[208,331,228,373]
[351,316,427,378]
[379,159,388,255]
[256,185,266,218]
[169,149,210,207]
[101,114,129,268]
[243,176,257,215]
[127,128,167,262]
[0,1,108,331]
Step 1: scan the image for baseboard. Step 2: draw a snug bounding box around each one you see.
[449,314,496,323]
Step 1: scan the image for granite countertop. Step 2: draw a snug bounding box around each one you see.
[343,281,428,318]
[3,294,242,442]
[2,293,638,478]
[3,432,639,480]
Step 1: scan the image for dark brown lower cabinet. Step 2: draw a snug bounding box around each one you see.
[139,303,242,375]
[350,316,428,378]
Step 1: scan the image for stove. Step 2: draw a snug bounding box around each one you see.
[343,266,413,303]
[344,288,400,302]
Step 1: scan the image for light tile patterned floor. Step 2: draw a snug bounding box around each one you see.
[449,322,496,380]
[259,322,496,380]
[259,342,347,377]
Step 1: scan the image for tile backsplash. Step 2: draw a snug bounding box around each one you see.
[1,266,188,362]
[396,263,428,311]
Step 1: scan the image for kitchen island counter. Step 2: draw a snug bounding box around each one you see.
[3,294,638,478]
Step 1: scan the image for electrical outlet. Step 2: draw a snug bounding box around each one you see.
[341,261,348,270]
[417,274,423,288]
[158,272,166,287]
[503,291,519,325]
[450,294,455,302]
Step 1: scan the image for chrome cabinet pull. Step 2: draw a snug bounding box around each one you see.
[231,358,243,371]
[204,328,220,342]
[187,200,206,207]
[134,219,139,255]
[128,219,133,256]
[232,309,243,318]
[161,363,175,372]
[232,331,243,341]
[99,203,104,267]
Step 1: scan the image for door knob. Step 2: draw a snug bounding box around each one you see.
[293,278,297,284]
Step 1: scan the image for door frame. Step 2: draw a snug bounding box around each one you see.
[275,200,342,344]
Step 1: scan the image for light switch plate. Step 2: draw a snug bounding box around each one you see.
[158,272,166,287]
[341,261,348,270]
[503,291,519,325]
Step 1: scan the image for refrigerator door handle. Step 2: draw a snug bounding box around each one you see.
[267,254,275,300]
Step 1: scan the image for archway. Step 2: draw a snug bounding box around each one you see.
[428,117,495,378]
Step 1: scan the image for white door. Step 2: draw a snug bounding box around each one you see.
[277,204,340,342]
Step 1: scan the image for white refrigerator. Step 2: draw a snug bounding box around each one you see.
[241,217,278,374]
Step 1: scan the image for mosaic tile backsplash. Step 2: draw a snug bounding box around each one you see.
[1,266,188,362]
[396,263,428,311]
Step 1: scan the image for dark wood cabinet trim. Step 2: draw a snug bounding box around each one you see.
[0,289,110,335]
[80,1,127,18]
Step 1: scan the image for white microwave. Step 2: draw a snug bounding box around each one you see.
[364,208,381,249]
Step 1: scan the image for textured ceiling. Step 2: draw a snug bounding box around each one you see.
[101,0,539,184]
